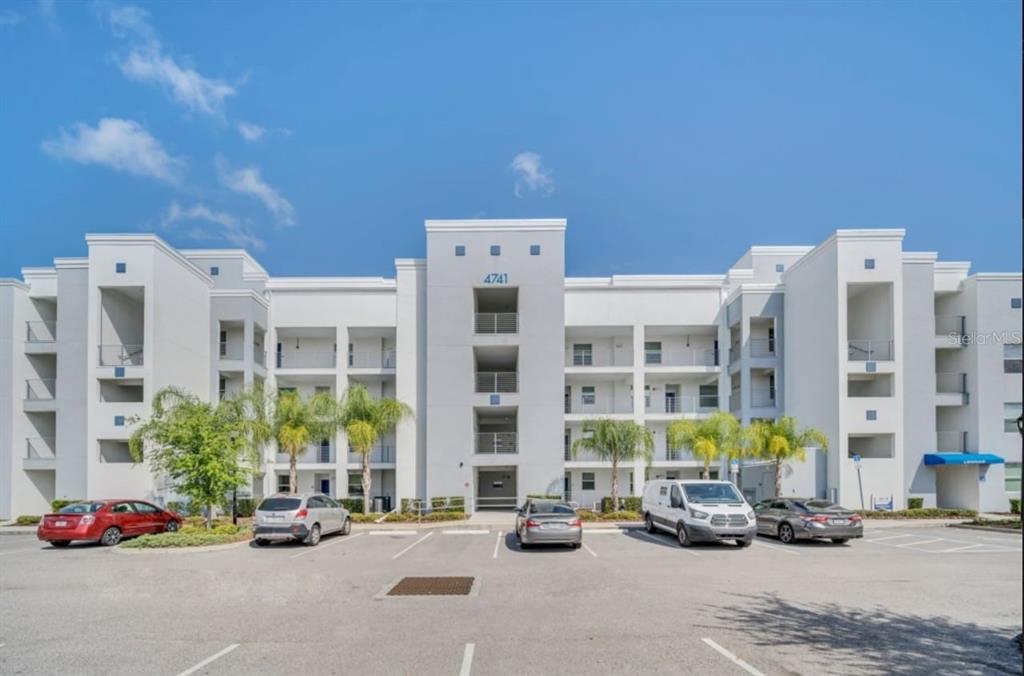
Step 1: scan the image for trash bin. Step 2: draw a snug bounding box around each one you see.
[373,497,384,513]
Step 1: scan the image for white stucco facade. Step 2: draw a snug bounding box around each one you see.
[1,223,1020,518]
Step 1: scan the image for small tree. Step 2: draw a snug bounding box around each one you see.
[746,416,829,497]
[571,419,653,511]
[129,387,259,529]
[666,412,744,480]
[336,383,413,515]
[271,390,337,494]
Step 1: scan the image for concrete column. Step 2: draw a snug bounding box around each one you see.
[632,324,646,496]
[336,325,349,500]
[242,319,254,387]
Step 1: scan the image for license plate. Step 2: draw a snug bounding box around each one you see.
[831,519,848,525]
[543,523,567,529]
[55,520,67,527]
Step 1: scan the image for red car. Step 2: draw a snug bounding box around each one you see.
[37,500,182,547]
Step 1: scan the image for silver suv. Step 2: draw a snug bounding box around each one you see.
[253,493,351,547]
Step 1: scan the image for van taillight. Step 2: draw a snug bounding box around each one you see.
[294,508,308,520]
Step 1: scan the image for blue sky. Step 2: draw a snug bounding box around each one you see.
[1,1,1020,278]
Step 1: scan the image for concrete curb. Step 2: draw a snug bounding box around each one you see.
[0,527,37,536]
[947,523,1022,535]
[113,539,252,554]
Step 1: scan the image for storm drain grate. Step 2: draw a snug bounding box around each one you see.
[386,576,475,596]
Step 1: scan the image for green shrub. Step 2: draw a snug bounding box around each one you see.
[351,512,384,523]
[15,515,41,526]
[600,510,642,522]
[576,509,600,522]
[1010,499,1021,515]
[600,496,642,513]
[119,530,250,549]
[906,497,924,510]
[50,499,81,513]
[964,518,1022,529]
[431,496,449,509]
[854,508,977,519]
[337,498,365,514]
[447,496,465,510]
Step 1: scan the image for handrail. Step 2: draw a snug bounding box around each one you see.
[98,344,144,366]
[26,321,57,343]
[475,432,518,454]
[475,371,518,393]
[25,378,56,400]
[847,340,894,362]
[475,313,519,335]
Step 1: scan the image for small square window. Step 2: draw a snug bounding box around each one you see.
[210,266,219,276]
[114,415,125,427]
[864,258,875,270]
[115,262,127,273]
[489,394,500,405]
[581,472,595,491]
[530,245,541,256]
[455,245,466,257]
[775,263,785,273]
[490,245,501,256]
[866,410,877,421]
[114,367,125,378]
[1011,298,1022,309]
[865,362,876,373]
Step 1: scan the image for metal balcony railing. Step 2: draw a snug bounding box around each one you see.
[26,436,56,459]
[98,344,144,366]
[219,341,244,360]
[347,443,395,464]
[307,443,333,464]
[475,371,518,393]
[348,350,397,369]
[936,372,968,395]
[26,321,57,343]
[749,338,776,358]
[647,395,719,414]
[474,313,519,334]
[751,387,777,408]
[847,340,894,362]
[936,430,967,452]
[564,350,632,367]
[275,351,336,369]
[935,315,966,338]
[25,379,56,400]
[565,400,633,415]
[645,348,720,367]
[475,432,518,454]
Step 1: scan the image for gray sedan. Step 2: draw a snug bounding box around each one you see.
[514,500,583,549]
[753,498,863,544]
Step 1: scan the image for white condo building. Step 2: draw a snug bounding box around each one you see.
[1,221,1021,519]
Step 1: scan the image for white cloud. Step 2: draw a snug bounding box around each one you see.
[107,4,236,116]
[215,157,296,227]
[42,117,185,184]
[236,121,266,142]
[510,151,554,198]
[160,201,264,250]
[0,9,24,26]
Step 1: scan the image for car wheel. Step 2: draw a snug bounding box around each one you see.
[165,520,179,533]
[645,513,656,534]
[831,538,849,545]
[50,541,71,548]
[100,527,122,547]
[254,538,270,547]
[341,518,351,536]
[676,523,691,547]
[572,542,582,550]
[778,522,795,544]
[736,539,752,548]
[304,524,321,547]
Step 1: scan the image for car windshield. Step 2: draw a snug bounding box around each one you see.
[530,501,575,514]
[682,483,744,504]
[58,502,105,514]
[257,497,302,512]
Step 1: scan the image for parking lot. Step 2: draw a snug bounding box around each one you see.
[0,521,1020,676]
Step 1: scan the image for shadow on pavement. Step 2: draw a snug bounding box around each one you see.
[711,593,1021,675]
[503,531,577,554]
[623,528,748,551]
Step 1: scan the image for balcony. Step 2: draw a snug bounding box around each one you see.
[751,388,776,408]
[276,351,336,369]
[219,340,244,360]
[565,400,632,415]
[254,346,266,366]
[729,389,741,412]
[99,344,144,366]
[476,432,518,454]
[26,321,57,343]
[936,430,967,453]
[25,378,56,401]
[749,339,775,358]
[348,349,397,369]
[644,348,719,368]
[348,442,395,464]
[475,371,518,394]
[935,372,968,406]
[847,340,894,362]
[24,437,56,470]
[475,313,518,335]
[645,395,718,415]
[312,442,333,464]
[935,315,966,338]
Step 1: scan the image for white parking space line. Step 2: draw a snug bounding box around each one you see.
[893,538,943,548]
[581,542,598,557]
[702,638,766,676]
[865,533,919,543]
[289,532,364,559]
[391,531,432,560]
[459,642,475,676]
[934,543,985,553]
[752,540,799,555]
[369,530,416,536]
[443,529,490,535]
[175,643,240,676]
[635,530,700,556]
[493,532,502,559]
[585,529,626,534]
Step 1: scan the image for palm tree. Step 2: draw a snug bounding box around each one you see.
[746,416,829,497]
[271,390,337,494]
[571,418,653,511]
[666,411,744,480]
[336,383,413,514]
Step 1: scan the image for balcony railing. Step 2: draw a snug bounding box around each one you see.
[565,350,632,368]
[348,443,395,464]
[729,389,741,412]
[847,340,894,362]
[308,443,333,464]
[646,395,719,414]
[99,344,144,366]
[565,400,633,415]
[751,387,777,408]
[26,436,56,459]
[935,315,966,338]
[254,347,266,366]
[749,339,775,358]
[729,346,739,363]
[475,432,518,454]
[936,430,967,452]
[275,351,336,369]
[476,371,518,393]
[644,348,719,367]
[936,372,968,395]
[475,313,519,334]
[26,321,56,343]
[25,379,56,400]
[219,341,244,360]
[348,350,397,369]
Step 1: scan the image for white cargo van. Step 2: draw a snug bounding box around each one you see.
[642,480,757,547]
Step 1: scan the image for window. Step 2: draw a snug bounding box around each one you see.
[1006,463,1022,494]
[629,471,634,494]
[866,410,877,421]
[1004,343,1022,374]
[581,386,596,406]
[644,341,662,365]
[572,343,593,366]
[659,486,668,497]
[581,472,595,491]
[111,502,135,514]
[115,262,127,273]
[775,263,785,273]
[455,245,466,256]
[133,502,159,513]
[276,475,290,493]
[699,384,718,408]
[218,377,226,401]
[1011,298,1022,309]
[1005,403,1022,433]
[210,266,219,276]
[530,245,541,256]
[864,258,875,269]
[490,245,501,256]
[348,473,363,496]
[114,415,125,427]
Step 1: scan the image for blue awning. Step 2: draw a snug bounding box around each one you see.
[924,453,1005,466]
